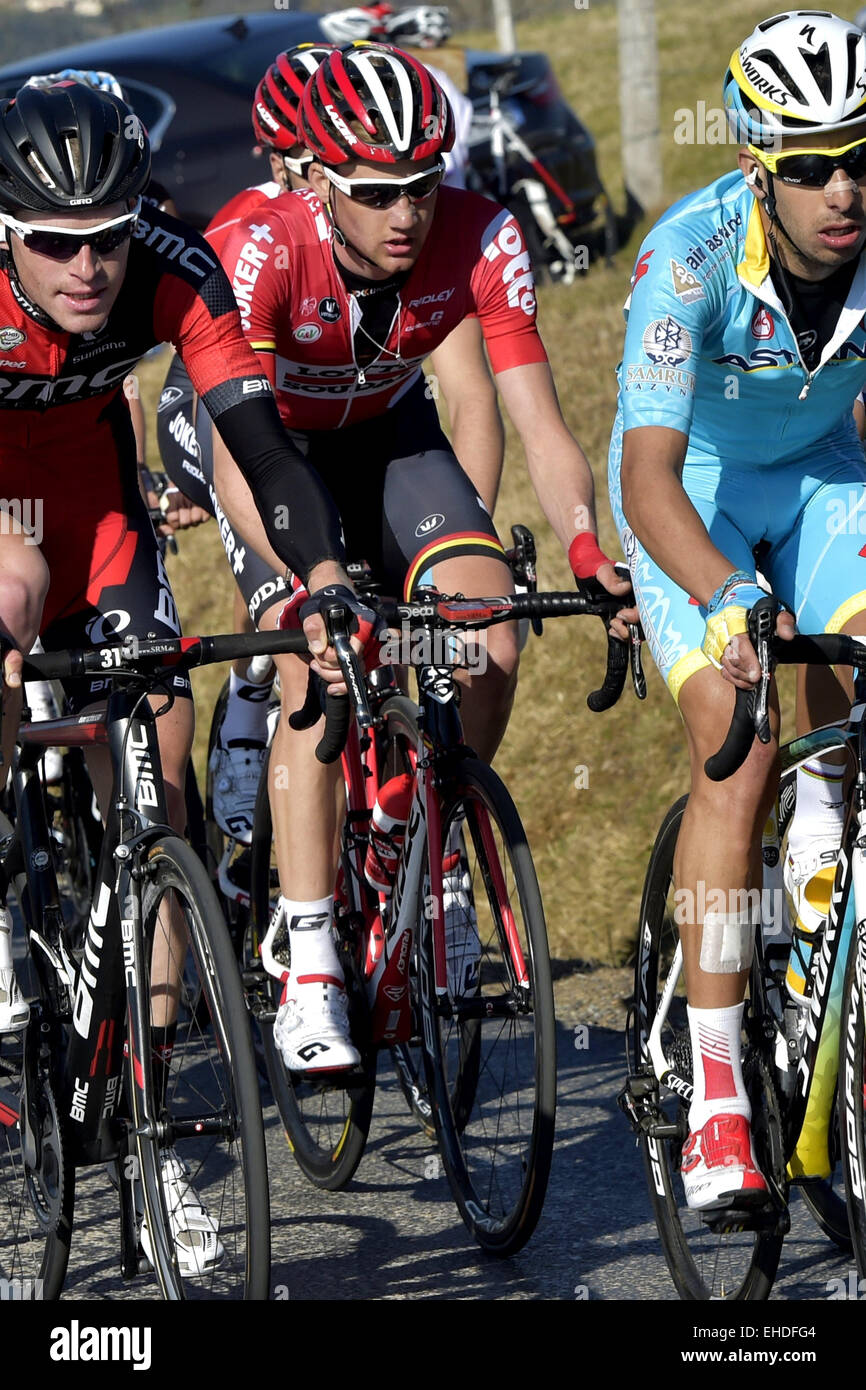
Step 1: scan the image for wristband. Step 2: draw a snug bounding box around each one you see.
[705,569,754,616]
[568,532,611,580]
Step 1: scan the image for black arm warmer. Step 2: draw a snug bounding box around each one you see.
[212,394,345,584]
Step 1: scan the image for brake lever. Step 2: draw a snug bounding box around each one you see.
[629,624,646,700]
[750,601,774,745]
[327,604,375,731]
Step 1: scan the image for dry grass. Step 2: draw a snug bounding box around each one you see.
[136,0,800,965]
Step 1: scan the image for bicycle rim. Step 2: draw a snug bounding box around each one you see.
[134,836,270,1299]
[632,796,784,1300]
[420,759,555,1256]
[250,751,375,1190]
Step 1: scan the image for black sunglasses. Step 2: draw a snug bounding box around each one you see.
[323,163,445,210]
[0,206,139,261]
[772,144,866,187]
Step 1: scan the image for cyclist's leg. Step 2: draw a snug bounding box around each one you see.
[610,431,774,1209]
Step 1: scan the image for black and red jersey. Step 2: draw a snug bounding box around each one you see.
[217,184,549,430]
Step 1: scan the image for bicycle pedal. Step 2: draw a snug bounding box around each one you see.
[702,1197,790,1237]
[617,1071,663,1135]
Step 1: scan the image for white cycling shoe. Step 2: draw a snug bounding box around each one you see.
[443,849,481,998]
[139,1148,225,1277]
[0,910,27,1033]
[273,975,360,1072]
[209,739,267,845]
[681,1113,769,1211]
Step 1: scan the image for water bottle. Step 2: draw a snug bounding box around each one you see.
[365,774,414,896]
[786,862,835,1003]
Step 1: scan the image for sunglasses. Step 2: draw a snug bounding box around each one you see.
[322,162,445,209]
[0,200,141,260]
[750,137,866,187]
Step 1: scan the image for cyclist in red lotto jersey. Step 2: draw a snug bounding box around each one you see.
[160,40,506,845]
[210,43,633,1071]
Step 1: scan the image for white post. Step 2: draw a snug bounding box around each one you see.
[492,0,516,54]
[618,0,663,211]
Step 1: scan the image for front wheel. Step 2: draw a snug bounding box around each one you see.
[132,835,270,1299]
[631,796,785,1300]
[419,758,555,1256]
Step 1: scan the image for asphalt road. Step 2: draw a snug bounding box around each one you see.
[52,1019,854,1303]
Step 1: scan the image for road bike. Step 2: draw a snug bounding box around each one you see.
[620,597,866,1298]
[0,626,309,1299]
[247,582,644,1255]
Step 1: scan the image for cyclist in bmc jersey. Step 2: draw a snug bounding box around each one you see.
[609,9,866,1209]
[0,80,358,1266]
[210,43,632,1071]
[158,42,507,845]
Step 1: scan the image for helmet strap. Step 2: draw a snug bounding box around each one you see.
[326,192,382,273]
[761,170,814,292]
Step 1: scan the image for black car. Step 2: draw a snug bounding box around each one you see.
[0,11,614,271]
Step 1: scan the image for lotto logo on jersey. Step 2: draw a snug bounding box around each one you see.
[481,213,536,317]
[751,307,775,340]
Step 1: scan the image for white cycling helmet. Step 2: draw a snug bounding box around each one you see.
[384,6,452,48]
[723,10,866,146]
[319,5,391,44]
[26,67,126,100]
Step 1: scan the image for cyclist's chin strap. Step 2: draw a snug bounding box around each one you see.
[327,195,382,273]
[758,169,812,315]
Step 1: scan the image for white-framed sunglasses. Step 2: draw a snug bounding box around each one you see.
[282,151,314,178]
[0,198,141,261]
[321,161,445,209]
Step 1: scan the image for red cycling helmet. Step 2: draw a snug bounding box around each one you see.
[252,43,337,152]
[297,42,454,166]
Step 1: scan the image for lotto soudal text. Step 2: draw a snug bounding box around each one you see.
[50,1320,152,1370]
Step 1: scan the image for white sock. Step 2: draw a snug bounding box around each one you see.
[220,669,272,747]
[282,896,343,985]
[787,758,845,863]
[687,1003,749,1132]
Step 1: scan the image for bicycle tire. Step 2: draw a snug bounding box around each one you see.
[418,757,555,1256]
[0,810,74,1300]
[249,747,375,1191]
[132,834,270,1299]
[632,795,785,1300]
[838,927,866,1272]
[377,696,436,1140]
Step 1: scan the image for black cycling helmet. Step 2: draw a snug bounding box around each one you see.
[0,81,150,213]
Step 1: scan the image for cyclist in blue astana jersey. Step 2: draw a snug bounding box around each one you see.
[609,9,866,1210]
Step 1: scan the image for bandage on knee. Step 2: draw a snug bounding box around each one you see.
[699,908,756,974]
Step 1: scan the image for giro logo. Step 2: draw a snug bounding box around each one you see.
[415,513,444,538]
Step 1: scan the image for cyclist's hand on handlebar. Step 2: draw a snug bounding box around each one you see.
[157,486,210,533]
[297,583,386,695]
[702,576,796,689]
[0,641,21,691]
[569,532,639,640]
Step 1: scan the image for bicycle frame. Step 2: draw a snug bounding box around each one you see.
[0,689,176,1170]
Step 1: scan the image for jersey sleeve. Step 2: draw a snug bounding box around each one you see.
[217,211,289,361]
[619,226,716,436]
[468,206,548,373]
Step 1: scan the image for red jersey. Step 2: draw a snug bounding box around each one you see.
[217,184,548,430]
[205,181,281,260]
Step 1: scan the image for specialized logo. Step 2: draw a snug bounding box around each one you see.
[631,249,654,288]
[415,513,445,538]
[318,296,341,323]
[158,384,184,413]
[751,306,774,340]
[670,259,703,305]
[0,327,25,350]
[740,52,788,107]
[481,212,536,317]
[642,316,693,367]
[294,323,322,343]
[0,359,25,369]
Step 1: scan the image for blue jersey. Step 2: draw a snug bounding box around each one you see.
[618,169,866,464]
